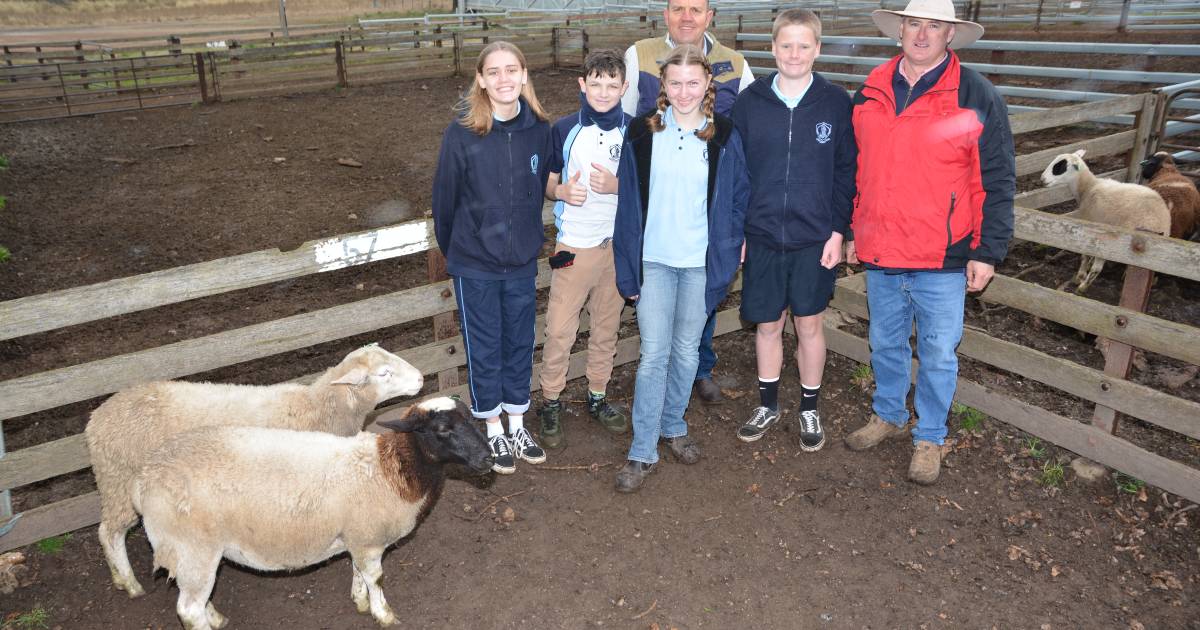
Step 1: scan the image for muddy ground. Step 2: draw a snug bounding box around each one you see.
[1,36,1198,630]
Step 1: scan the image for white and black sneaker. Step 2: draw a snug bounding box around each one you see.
[737,406,780,443]
[798,409,825,452]
[510,427,547,464]
[488,434,516,474]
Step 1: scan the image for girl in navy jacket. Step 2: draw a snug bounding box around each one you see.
[611,45,748,493]
[431,41,553,475]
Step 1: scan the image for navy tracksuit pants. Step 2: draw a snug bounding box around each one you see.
[453,275,537,419]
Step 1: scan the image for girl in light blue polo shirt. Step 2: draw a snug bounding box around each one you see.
[611,44,748,493]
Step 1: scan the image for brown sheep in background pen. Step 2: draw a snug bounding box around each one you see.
[1140,151,1200,241]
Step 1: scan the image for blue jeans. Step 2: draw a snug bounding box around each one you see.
[628,262,708,464]
[865,270,966,445]
[695,309,717,381]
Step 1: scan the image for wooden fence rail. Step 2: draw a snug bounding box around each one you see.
[2,28,1200,553]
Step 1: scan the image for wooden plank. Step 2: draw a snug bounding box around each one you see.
[822,326,1200,505]
[1015,130,1136,177]
[979,274,1199,365]
[1012,207,1200,282]
[0,492,101,552]
[1009,93,1147,135]
[0,218,437,341]
[831,280,1200,441]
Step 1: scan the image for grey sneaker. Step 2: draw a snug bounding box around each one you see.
[539,400,564,449]
[510,427,546,464]
[797,409,826,452]
[588,392,629,434]
[737,406,780,443]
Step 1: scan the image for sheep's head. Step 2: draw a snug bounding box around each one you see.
[329,343,424,404]
[380,397,492,474]
[1041,149,1088,187]
[1139,151,1174,182]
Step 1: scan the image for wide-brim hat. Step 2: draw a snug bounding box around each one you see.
[872,0,985,49]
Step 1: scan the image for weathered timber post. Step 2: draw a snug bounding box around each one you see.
[1118,0,1132,33]
[1034,0,1046,32]
[195,52,209,104]
[552,27,559,68]
[168,35,182,57]
[1091,263,1153,434]
[75,41,88,86]
[428,250,461,391]
[736,16,744,49]
[581,28,589,64]
[335,40,348,88]
[206,51,222,102]
[453,32,463,77]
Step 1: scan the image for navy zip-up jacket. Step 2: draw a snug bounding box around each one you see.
[432,98,553,279]
[731,72,857,251]
[613,113,749,313]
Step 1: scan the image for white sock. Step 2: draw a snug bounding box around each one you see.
[486,420,503,438]
[508,414,524,433]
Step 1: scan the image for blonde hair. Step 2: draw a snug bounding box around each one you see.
[649,44,716,142]
[455,41,548,136]
[772,8,822,40]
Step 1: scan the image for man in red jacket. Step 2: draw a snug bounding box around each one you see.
[844,0,1015,484]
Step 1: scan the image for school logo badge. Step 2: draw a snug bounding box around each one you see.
[530,154,539,174]
[609,144,621,162]
[702,148,709,164]
[815,122,832,144]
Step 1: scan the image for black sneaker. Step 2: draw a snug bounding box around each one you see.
[737,406,780,443]
[510,426,547,464]
[588,392,629,434]
[539,400,564,449]
[488,434,516,474]
[798,409,826,452]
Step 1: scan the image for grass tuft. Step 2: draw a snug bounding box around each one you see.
[1113,472,1145,494]
[3,606,50,630]
[850,363,873,391]
[35,534,71,555]
[1038,461,1065,487]
[1024,436,1046,460]
[952,402,985,432]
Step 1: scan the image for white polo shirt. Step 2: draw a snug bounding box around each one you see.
[557,122,624,248]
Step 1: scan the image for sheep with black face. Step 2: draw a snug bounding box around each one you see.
[1040,150,1170,294]
[130,397,492,630]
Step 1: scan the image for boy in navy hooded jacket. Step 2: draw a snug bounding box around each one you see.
[730,9,857,452]
[432,41,554,475]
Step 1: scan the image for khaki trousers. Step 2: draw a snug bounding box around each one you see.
[539,241,625,399]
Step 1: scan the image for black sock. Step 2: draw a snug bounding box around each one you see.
[800,384,821,412]
[758,378,780,411]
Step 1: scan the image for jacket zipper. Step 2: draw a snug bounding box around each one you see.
[782,108,794,245]
[506,131,513,272]
[945,192,957,248]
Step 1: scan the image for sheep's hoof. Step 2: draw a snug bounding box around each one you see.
[206,603,228,629]
[114,579,146,599]
[354,597,370,614]
[374,608,397,627]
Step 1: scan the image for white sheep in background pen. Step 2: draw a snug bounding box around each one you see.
[1040,149,1170,294]
[132,397,493,630]
[85,343,424,599]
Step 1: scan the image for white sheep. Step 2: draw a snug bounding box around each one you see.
[1140,151,1199,241]
[131,397,492,630]
[1040,149,1170,294]
[85,343,424,599]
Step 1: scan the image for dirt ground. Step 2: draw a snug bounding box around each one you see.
[1,52,1198,630]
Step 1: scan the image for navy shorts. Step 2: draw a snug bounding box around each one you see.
[740,241,836,322]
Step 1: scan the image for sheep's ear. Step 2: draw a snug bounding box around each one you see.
[378,417,421,433]
[331,367,369,387]
[1073,149,1086,158]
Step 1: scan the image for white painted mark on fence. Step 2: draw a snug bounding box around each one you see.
[206,40,229,49]
[313,222,432,272]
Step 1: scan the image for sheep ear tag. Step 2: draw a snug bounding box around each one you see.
[378,418,420,433]
[331,367,369,387]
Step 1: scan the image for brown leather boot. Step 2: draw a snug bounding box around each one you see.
[844,414,908,451]
[908,441,942,485]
